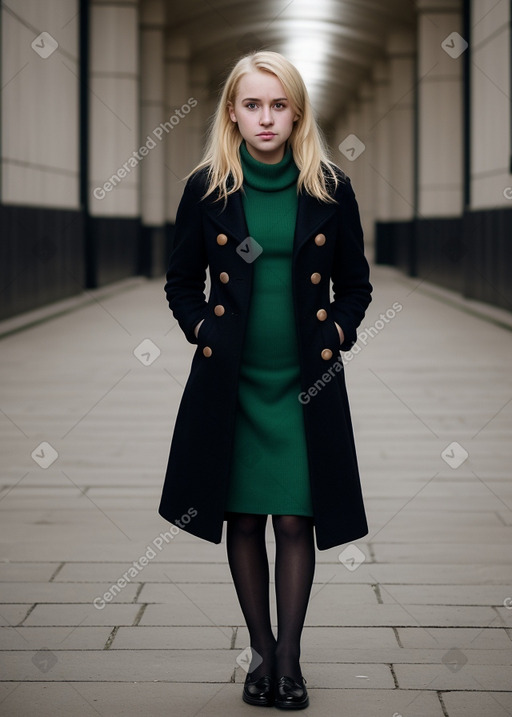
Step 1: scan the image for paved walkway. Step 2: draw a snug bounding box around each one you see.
[0,264,511,716]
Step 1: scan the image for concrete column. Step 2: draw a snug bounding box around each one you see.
[340,101,363,190]
[140,0,166,227]
[386,32,416,220]
[332,111,348,166]
[165,36,191,224]
[470,0,510,208]
[1,0,80,207]
[357,82,375,251]
[188,64,210,171]
[336,94,374,255]
[371,60,391,223]
[416,0,464,216]
[89,0,140,217]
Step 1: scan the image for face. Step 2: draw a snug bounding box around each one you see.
[228,70,299,164]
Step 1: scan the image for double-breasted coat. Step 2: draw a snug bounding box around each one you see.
[159,163,372,550]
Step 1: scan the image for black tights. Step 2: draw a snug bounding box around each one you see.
[226,513,315,682]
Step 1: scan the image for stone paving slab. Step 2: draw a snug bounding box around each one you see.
[396,627,512,649]
[367,523,512,544]
[361,477,510,499]
[304,647,512,666]
[0,626,111,650]
[394,663,512,690]
[138,601,242,628]
[378,584,512,606]
[0,606,33,627]
[442,691,512,717]
[0,682,447,717]
[21,604,141,627]
[0,649,237,683]
[0,536,226,563]
[0,582,139,604]
[0,510,168,544]
[495,607,512,627]
[110,626,233,650]
[367,495,512,511]
[0,496,161,510]
[313,562,512,584]
[52,561,234,583]
[372,542,512,563]
[0,562,59,582]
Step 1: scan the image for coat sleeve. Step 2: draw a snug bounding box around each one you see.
[329,176,373,351]
[164,173,209,345]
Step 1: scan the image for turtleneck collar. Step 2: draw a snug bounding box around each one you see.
[239,140,299,192]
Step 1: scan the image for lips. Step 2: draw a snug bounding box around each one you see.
[257,132,276,138]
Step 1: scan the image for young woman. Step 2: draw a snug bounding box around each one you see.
[159,51,372,710]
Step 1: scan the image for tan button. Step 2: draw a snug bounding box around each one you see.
[321,348,333,361]
[310,272,321,284]
[315,233,326,246]
[316,309,327,321]
[216,233,228,246]
[203,346,212,357]
[219,272,229,284]
[214,304,225,316]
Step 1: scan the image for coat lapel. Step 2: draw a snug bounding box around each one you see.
[203,190,249,245]
[203,184,338,254]
[293,190,338,255]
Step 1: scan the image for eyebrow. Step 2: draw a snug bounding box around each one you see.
[241,97,288,102]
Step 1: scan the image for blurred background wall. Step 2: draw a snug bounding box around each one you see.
[1,0,510,320]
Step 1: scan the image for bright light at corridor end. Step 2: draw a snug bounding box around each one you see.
[282,36,329,107]
[277,0,336,105]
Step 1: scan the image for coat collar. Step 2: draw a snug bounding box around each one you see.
[203,185,338,255]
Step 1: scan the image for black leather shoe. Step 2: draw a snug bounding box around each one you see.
[242,673,275,707]
[274,676,309,710]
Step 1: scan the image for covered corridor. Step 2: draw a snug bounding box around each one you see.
[1,1,511,715]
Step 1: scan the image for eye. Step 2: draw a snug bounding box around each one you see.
[274,103,285,109]
[246,102,257,110]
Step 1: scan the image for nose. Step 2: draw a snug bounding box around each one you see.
[260,105,273,125]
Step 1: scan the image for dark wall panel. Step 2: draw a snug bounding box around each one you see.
[375,210,512,313]
[375,222,394,265]
[0,205,85,321]
[415,218,465,294]
[374,220,415,275]
[140,225,168,278]
[87,216,140,288]
[463,208,512,311]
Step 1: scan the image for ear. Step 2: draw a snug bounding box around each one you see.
[227,102,237,123]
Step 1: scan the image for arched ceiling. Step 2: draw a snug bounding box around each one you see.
[166,0,416,127]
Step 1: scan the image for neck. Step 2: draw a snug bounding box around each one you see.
[239,140,299,192]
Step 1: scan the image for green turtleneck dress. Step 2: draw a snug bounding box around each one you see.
[225,142,313,516]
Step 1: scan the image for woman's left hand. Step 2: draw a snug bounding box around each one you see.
[335,322,344,344]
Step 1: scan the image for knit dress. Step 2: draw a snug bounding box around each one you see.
[225,141,313,516]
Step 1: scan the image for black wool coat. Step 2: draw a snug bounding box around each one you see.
[159,164,372,550]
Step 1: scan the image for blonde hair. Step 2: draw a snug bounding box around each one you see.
[190,51,339,204]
